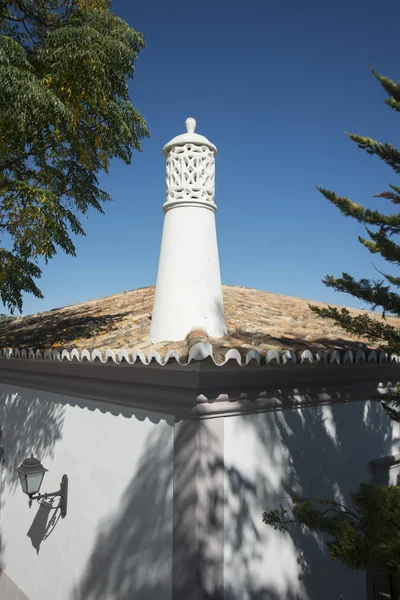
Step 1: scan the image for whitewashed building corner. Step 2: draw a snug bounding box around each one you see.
[0,119,398,600]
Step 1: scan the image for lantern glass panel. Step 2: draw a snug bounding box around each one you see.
[26,471,45,495]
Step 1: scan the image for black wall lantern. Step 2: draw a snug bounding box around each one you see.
[16,455,68,518]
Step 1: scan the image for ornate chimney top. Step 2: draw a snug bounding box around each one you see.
[162,117,217,156]
[149,117,227,343]
[162,117,217,208]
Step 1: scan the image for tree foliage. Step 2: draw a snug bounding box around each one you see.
[0,0,149,312]
[265,79,400,582]
[311,69,400,420]
[263,483,400,587]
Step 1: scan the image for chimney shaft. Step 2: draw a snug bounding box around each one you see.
[150,118,227,342]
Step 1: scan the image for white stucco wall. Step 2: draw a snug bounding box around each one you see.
[0,383,174,600]
[224,400,400,600]
[150,202,226,342]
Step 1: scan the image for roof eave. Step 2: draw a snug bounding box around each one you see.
[0,350,399,420]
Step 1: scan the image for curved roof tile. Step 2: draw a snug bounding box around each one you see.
[0,285,398,365]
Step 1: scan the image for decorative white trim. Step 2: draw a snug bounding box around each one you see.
[0,346,396,367]
[162,198,217,214]
[165,144,215,205]
[0,355,399,419]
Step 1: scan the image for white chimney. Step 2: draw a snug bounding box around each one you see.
[150,117,227,342]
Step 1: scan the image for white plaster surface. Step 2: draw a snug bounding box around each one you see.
[223,400,400,600]
[151,202,226,342]
[0,384,174,600]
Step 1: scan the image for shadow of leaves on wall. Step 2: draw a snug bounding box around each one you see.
[0,387,65,493]
[71,396,399,600]
[72,425,174,600]
[224,399,397,600]
[0,384,66,576]
[1,351,396,600]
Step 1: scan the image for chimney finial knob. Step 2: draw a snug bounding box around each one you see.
[185,117,196,134]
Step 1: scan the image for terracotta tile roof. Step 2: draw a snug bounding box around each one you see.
[0,284,398,365]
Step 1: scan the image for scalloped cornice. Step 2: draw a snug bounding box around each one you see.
[0,345,397,366]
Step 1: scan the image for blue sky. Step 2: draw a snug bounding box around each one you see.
[12,0,400,315]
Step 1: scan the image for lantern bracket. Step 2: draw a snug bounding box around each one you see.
[29,474,68,518]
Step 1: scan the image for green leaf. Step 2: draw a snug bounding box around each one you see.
[0,1,150,312]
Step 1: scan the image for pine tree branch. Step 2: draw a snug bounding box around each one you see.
[374,184,400,205]
[317,188,400,232]
[383,273,400,287]
[347,134,400,174]
[322,273,400,315]
[360,228,400,265]
[310,304,400,353]
[372,69,400,111]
